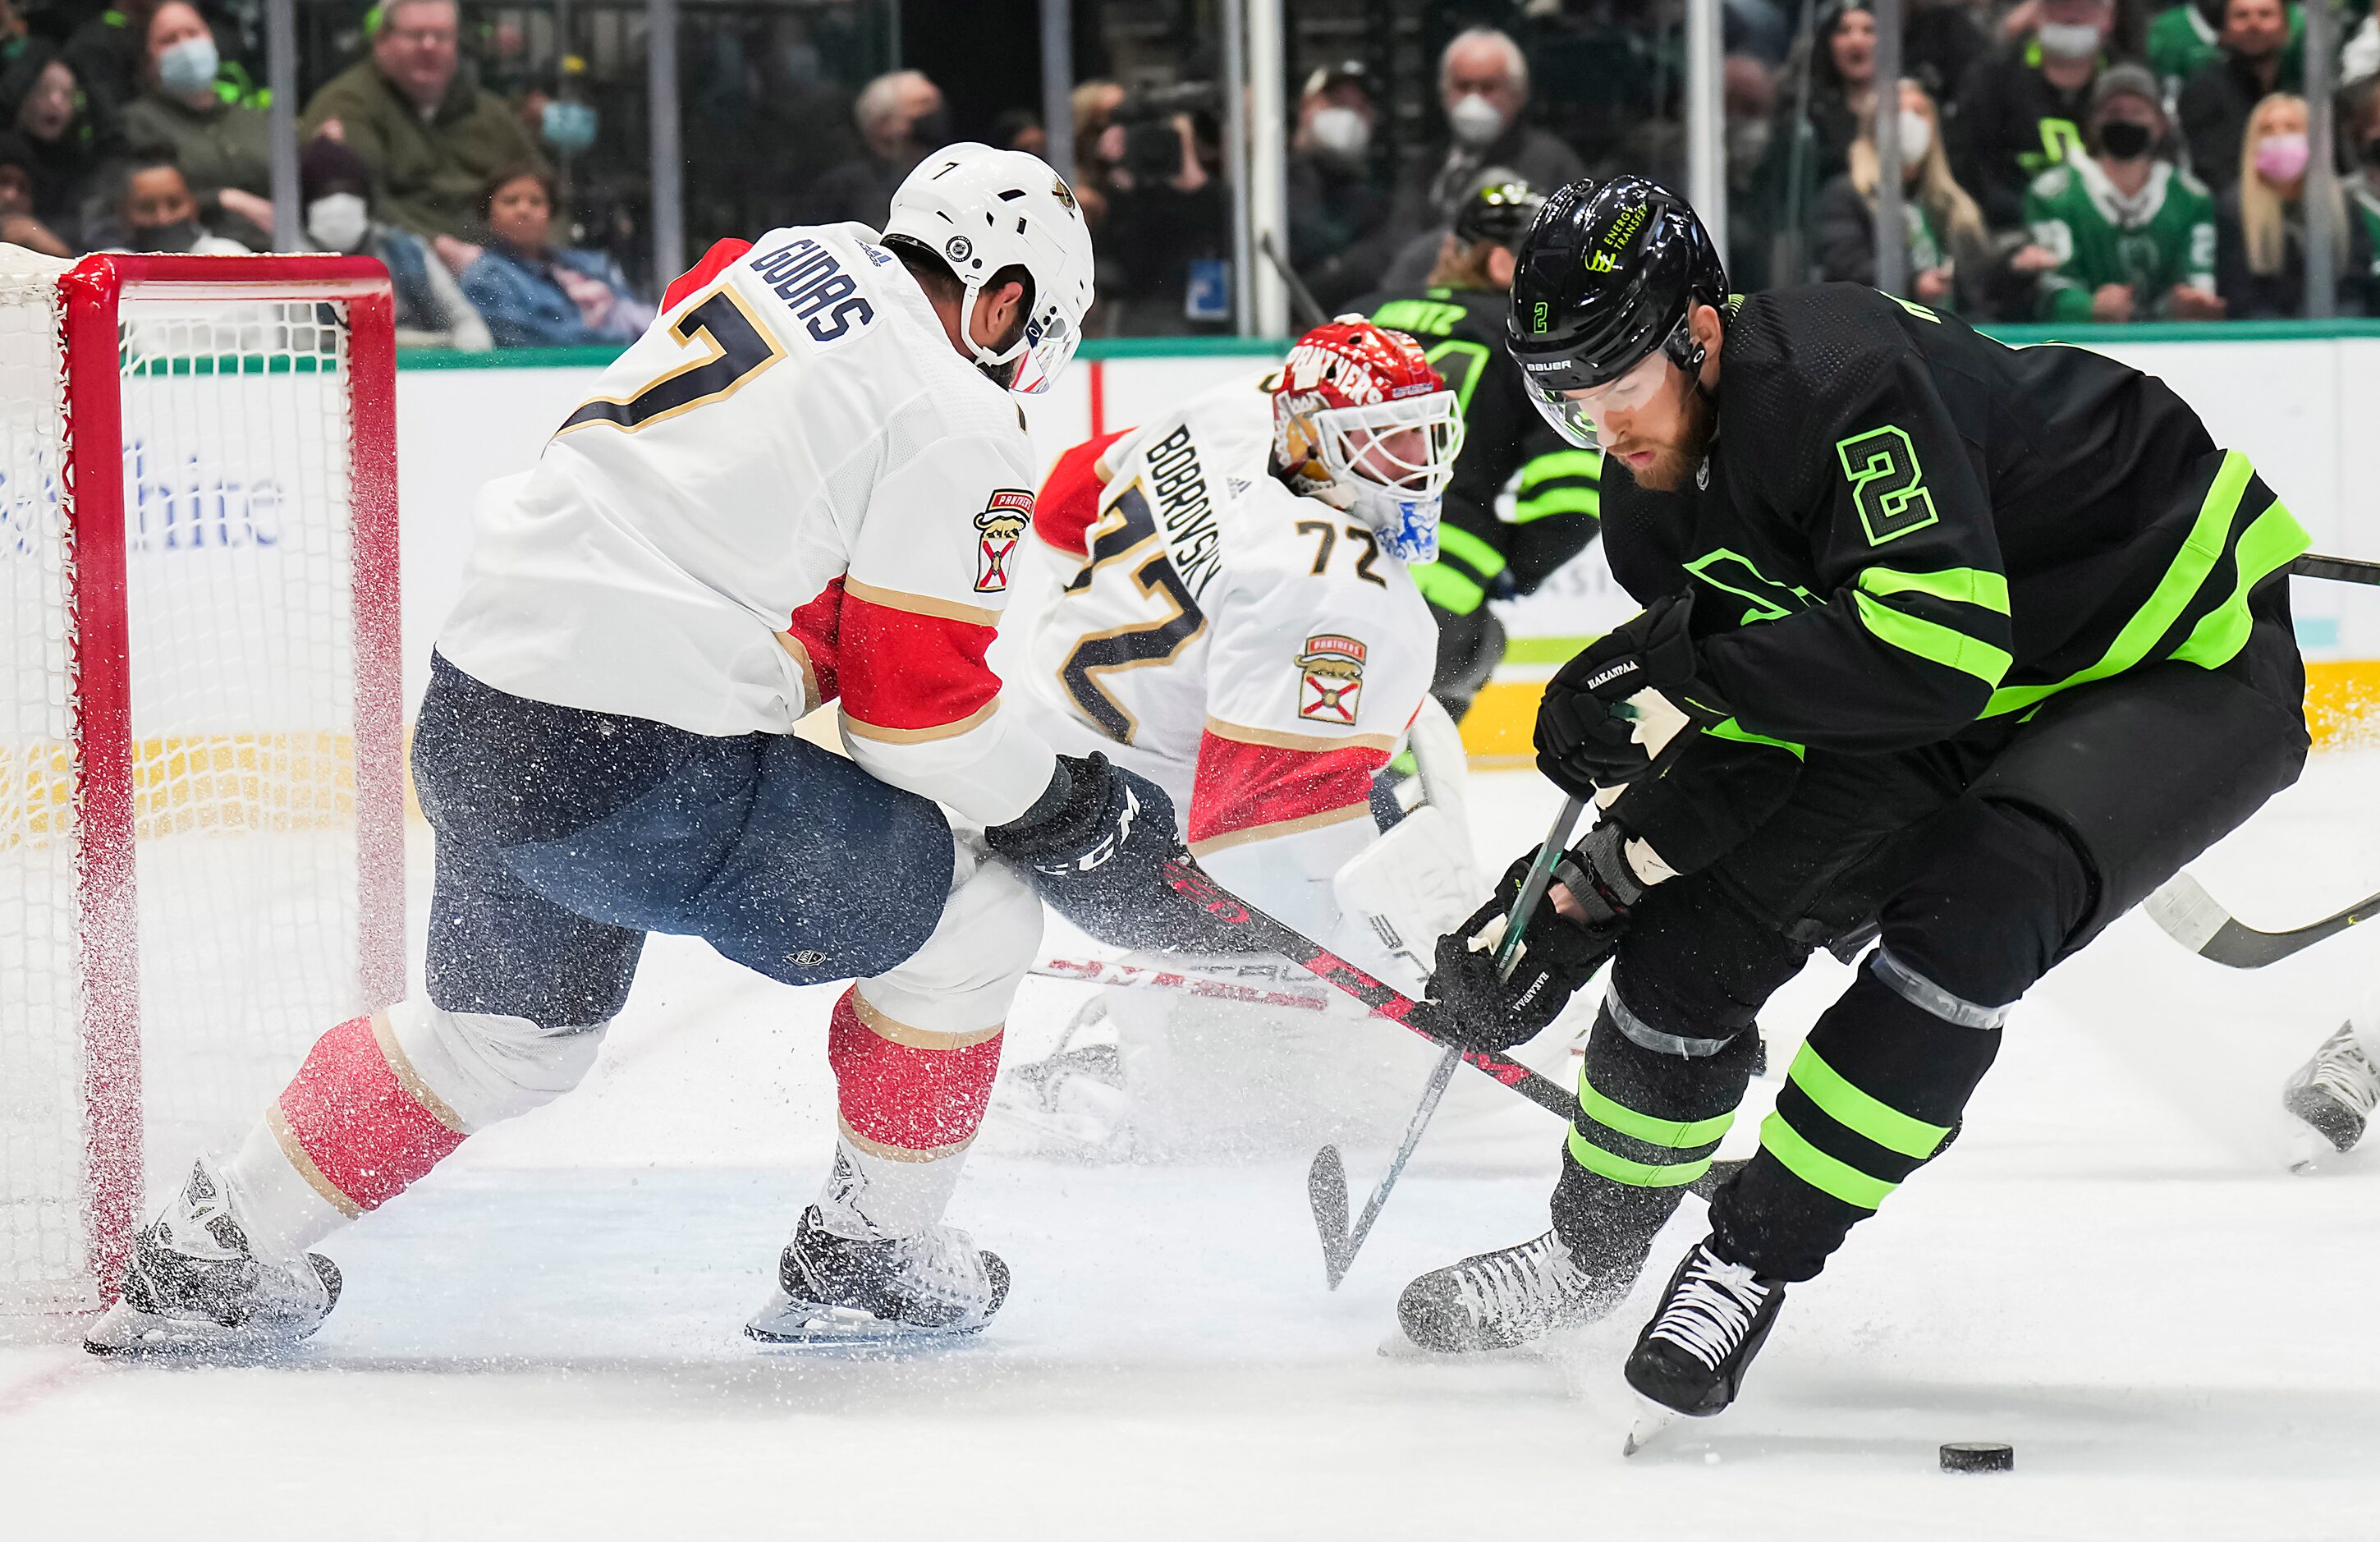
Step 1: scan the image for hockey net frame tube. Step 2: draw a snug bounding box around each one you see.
[57,253,403,1306]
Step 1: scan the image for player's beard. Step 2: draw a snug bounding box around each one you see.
[1613,384,1716,493]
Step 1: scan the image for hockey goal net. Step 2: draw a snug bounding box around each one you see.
[0,252,404,1324]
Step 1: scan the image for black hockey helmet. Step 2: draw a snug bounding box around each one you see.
[1506,174,1727,447]
[1452,170,1543,251]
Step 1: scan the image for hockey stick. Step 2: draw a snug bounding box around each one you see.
[1308,797,1589,1287]
[1258,232,1331,329]
[2291,552,2380,586]
[1030,954,1336,1012]
[1157,854,1577,1117]
[2144,871,2380,967]
[1152,850,1742,1130]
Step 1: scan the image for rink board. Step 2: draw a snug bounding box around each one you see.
[389,326,2380,758]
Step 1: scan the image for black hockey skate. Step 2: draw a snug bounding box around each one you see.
[83,1160,342,1358]
[745,1205,1010,1348]
[1623,1240,1785,1422]
[2283,1021,2379,1163]
[1396,1228,1639,1352]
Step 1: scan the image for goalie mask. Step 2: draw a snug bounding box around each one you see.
[1268,318,1464,563]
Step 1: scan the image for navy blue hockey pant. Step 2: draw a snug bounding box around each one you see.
[410,652,954,1029]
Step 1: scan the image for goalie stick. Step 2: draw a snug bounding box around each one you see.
[1030,954,1337,1012]
[2144,871,2380,967]
[1308,797,1586,1287]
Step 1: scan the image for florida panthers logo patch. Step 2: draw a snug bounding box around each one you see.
[1297,634,1368,725]
[974,489,1032,592]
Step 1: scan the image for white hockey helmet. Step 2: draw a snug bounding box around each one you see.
[884,142,1095,395]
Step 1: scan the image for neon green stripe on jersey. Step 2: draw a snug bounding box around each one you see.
[2172,499,2311,672]
[1518,451,1603,491]
[1433,522,1507,581]
[1856,566,2011,613]
[1853,592,2015,686]
[1412,562,1486,615]
[1985,449,2254,717]
[1514,488,1602,522]
[1704,718,1806,758]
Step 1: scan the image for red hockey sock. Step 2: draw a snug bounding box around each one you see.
[268,1012,469,1218]
[826,987,1004,1160]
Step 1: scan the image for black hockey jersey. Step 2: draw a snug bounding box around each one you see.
[1602,283,2308,756]
[1364,284,1603,617]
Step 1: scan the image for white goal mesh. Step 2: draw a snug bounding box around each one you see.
[0,255,402,1319]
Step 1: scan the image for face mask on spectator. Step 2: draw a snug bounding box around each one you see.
[541,99,598,154]
[910,105,950,147]
[1448,92,1504,148]
[135,217,202,252]
[1311,105,1370,162]
[2254,131,2309,182]
[2035,21,2101,60]
[2098,119,2154,159]
[158,34,218,96]
[1896,110,1932,163]
[306,192,370,251]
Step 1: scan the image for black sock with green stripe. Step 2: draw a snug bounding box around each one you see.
[1710,971,2001,1282]
[1552,1003,1760,1269]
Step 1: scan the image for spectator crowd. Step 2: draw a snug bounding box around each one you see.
[6,0,2378,344]
[1259,2,2380,325]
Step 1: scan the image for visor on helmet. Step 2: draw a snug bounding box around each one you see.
[1522,339,1676,450]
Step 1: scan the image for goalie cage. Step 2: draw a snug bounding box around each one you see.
[0,251,404,1329]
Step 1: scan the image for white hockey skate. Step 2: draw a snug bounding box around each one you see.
[745,1205,1010,1348]
[83,1159,342,1358]
[1396,1228,1635,1353]
[996,997,1134,1159]
[2283,1020,2380,1168]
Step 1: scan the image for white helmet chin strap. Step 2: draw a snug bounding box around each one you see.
[964,278,1026,373]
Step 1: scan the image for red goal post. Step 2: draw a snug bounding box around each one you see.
[2,252,405,1323]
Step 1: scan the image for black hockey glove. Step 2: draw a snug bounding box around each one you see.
[1534,592,1722,799]
[986,753,1185,948]
[1413,822,1643,1054]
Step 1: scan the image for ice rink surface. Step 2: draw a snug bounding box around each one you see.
[6,755,2380,1541]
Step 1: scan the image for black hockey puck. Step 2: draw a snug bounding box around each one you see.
[1939,1442,2014,1474]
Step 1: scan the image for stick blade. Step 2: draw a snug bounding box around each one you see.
[1308,1145,1351,1287]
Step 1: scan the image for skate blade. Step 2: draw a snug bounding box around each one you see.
[1621,1397,1681,1457]
[82,1301,319,1361]
[743,1287,991,1351]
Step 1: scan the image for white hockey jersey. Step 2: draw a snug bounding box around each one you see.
[436,226,1057,828]
[997,373,1438,949]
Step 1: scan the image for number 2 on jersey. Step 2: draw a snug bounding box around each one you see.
[1060,484,1207,741]
[557,287,786,435]
[1836,425,1938,547]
